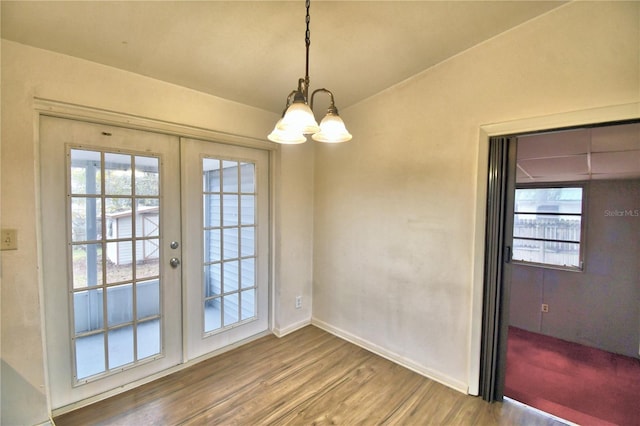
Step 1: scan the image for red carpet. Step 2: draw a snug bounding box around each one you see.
[505,327,640,426]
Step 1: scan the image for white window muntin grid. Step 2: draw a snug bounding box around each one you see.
[67,146,164,384]
[201,156,258,336]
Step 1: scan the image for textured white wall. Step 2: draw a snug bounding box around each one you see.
[0,40,314,424]
[312,1,639,391]
[274,141,315,335]
[2,1,639,423]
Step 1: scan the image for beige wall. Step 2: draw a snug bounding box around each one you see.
[2,1,639,424]
[0,40,314,425]
[274,141,315,334]
[312,0,639,391]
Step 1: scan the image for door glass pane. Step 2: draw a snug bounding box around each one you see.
[75,334,105,380]
[223,228,239,260]
[105,198,133,238]
[240,195,255,225]
[136,245,159,280]
[204,263,221,297]
[108,325,134,369]
[134,156,159,196]
[70,149,101,195]
[241,227,255,257]
[105,153,132,196]
[137,280,159,320]
[106,241,133,283]
[223,294,239,326]
[202,157,257,333]
[137,319,160,360]
[72,243,103,288]
[140,240,160,268]
[205,298,222,332]
[222,195,239,226]
[69,149,163,382]
[223,261,239,293]
[203,158,221,192]
[241,258,255,289]
[241,289,255,320]
[107,284,133,327]
[136,199,160,238]
[222,161,238,192]
[204,229,221,261]
[240,163,255,193]
[71,197,102,242]
[204,194,221,228]
[74,289,104,334]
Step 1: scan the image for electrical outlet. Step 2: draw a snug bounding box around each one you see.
[295,296,302,309]
[541,303,549,313]
[1,229,18,250]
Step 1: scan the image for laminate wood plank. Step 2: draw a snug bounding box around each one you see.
[54,326,569,426]
[55,327,333,425]
[379,373,466,425]
[272,354,430,425]
[181,339,368,424]
[168,333,347,424]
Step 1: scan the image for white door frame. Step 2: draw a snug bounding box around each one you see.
[34,98,279,415]
[469,102,640,396]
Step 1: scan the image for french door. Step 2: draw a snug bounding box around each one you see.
[40,117,270,410]
[181,138,269,359]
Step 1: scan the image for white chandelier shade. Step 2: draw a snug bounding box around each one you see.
[267,118,308,144]
[312,111,352,143]
[277,101,320,135]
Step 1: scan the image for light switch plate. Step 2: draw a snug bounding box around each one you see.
[1,229,18,250]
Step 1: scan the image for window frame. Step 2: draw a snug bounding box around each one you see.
[512,182,588,272]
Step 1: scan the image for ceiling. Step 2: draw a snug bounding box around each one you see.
[1,0,567,114]
[517,122,640,183]
[5,1,636,181]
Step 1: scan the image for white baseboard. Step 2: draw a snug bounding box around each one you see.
[272,318,312,338]
[311,318,468,394]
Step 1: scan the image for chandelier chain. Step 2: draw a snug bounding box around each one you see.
[305,0,311,47]
[304,0,311,84]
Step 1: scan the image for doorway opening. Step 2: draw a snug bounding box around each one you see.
[479,118,640,425]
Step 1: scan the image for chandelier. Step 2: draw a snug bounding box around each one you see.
[268,0,352,144]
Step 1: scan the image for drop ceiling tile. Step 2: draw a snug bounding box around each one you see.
[591,172,640,180]
[518,155,589,177]
[516,166,533,183]
[591,151,640,174]
[591,122,640,152]
[521,174,590,183]
[517,129,590,160]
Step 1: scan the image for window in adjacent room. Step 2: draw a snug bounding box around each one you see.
[512,185,585,270]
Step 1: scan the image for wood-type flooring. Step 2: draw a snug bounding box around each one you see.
[54,326,568,425]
